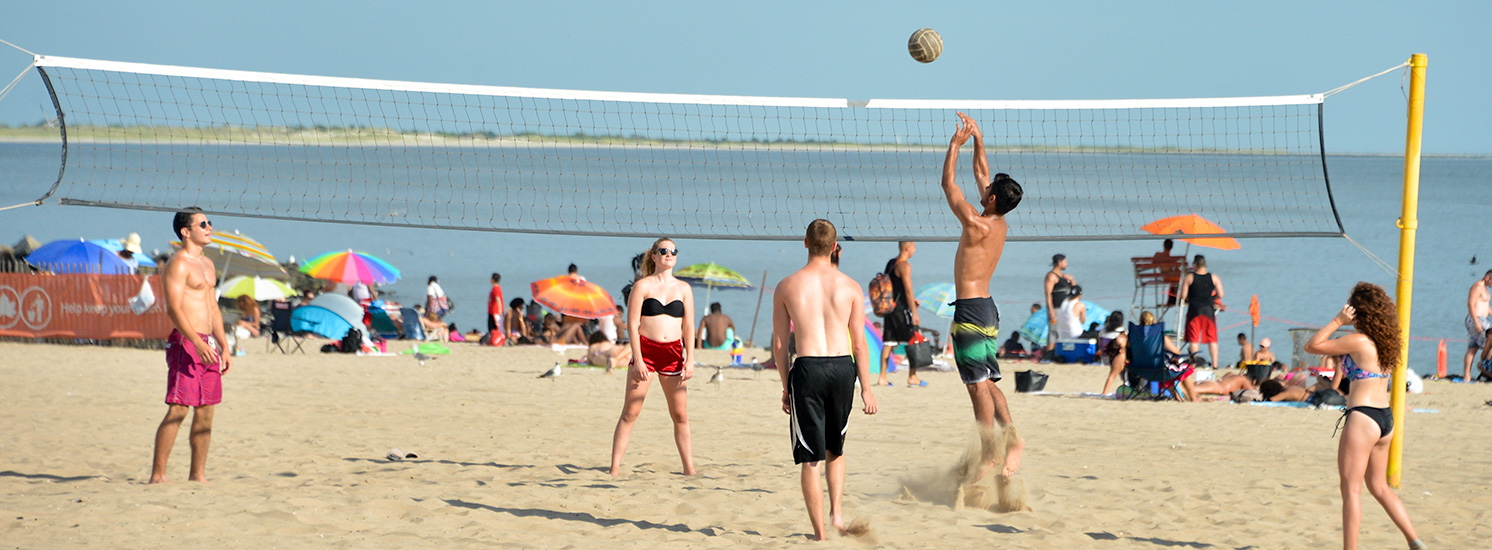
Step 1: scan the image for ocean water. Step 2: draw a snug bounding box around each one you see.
[2,142,1488,375]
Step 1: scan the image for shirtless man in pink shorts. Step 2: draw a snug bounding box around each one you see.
[150,208,231,484]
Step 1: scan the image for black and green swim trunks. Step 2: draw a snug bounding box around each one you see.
[951,297,1002,384]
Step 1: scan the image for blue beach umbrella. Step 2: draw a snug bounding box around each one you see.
[25,239,132,274]
[914,282,957,319]
[290,305,355,340]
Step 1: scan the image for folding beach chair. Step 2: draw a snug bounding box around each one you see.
[399,307,428,341]
[267,300,307,354]
[367,307,402,340]
[1119,321,1192,401]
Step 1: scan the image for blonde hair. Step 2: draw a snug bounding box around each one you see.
[1139,311,1156,326]
[639,237,674,278]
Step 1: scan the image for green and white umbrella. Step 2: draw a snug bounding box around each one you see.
[674,262,754,306]
[219,275,298,301]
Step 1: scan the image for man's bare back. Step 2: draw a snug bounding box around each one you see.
[941,112,1024,478]
[771,220,877,541]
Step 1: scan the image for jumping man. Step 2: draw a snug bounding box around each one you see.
[940,112,1025,479]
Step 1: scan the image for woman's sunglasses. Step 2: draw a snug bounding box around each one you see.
[655,247,678,257]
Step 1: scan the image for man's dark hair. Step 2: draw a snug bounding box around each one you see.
[1163,238,1174,251]
[1484,269,1492,280]
[710,302,722,313]
[428,275,439,284]
[568,263,578,274]
[491,273,501,284]
[1237,333,1247,341]
[509,297,524,309]
[172,207,204,240]
[989,173,1023,216]
[1193,255,1207,268]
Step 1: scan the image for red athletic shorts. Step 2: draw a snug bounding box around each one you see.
[1185,316,1218,344]
[635,334,684,376]
[165,329,223,407]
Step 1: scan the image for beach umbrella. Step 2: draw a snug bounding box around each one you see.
[24,238,132,274]
[308,293,366,327]
[1141,214,1241,251]
[674,262,754,307]
[12,235,42,257]
[914,282,957,319]
[530,275,617,319]
[1018,301,1115,347]
[173,230,287,280]
[219,276,298,301]
[90,238,157,268]
[290,305,355,340]
[300,249,400,285]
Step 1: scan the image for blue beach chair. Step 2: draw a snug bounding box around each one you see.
[1120,322,1192,401]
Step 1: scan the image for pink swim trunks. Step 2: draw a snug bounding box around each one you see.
[165,329,223,407]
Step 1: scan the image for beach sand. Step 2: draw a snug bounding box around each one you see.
[2,341,1490,548]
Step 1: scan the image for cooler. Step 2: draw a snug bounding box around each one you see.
[1054,338,1098,363]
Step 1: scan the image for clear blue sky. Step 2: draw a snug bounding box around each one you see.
[1,0,1487,154]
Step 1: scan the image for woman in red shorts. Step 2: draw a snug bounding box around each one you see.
[610,237,697,476]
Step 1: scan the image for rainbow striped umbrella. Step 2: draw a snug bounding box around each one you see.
[530,275,617,319]
[299,249,401,285]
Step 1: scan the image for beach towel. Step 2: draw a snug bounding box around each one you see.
[400,342,451,356]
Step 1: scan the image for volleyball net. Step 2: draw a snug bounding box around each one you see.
[19,55,1347,241]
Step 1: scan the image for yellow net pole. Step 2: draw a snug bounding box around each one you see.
[1388,53,1427,488]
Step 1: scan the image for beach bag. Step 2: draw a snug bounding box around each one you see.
[1307,388,1346,407]
[905,332,934,370]
[129,278,155,315]
[339,328,363,354]
[868,273,895,316]
[1015,370,1048,393]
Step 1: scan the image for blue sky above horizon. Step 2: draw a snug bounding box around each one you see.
[1,1,1487,154]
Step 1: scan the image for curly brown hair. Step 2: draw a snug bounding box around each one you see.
[1348,282,1400,369]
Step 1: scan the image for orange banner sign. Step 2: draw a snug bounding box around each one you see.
[0,273,172,340]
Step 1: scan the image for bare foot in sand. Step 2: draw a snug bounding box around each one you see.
[832,515,847,536]
[1000,436,1025,477]
[188,475,209,483]
[147,476,170,484]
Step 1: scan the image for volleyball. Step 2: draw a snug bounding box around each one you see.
[908,28,943,63]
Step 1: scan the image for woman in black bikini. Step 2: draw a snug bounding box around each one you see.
[609,238,697,476]
[1304,282,1424,550]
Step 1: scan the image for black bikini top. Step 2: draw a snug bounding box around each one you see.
[641,298,684,318]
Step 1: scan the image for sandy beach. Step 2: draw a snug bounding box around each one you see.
[3,341,1490,548]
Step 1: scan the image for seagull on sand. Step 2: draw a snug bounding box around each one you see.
[708,366,725,386]
[538,362,562,379]
[410,344,434,366]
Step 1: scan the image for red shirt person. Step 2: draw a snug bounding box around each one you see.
[487,273,505,346]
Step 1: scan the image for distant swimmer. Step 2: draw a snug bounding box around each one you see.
[939,112,1025,479]
[151,208,231,484]
[772,219,878,541]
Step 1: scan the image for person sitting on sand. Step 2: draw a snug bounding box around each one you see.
[540,314,561,344]
[1101,311,1198,399]
[998,333,1026,359]
[505,298,531,344]
[234,295,261,338]
[1234,333,1253,368]
[1255,337,1277,364]
[587,330,632,373]
[556,314,588,345]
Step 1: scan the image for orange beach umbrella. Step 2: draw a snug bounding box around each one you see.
[530,275,617,319]
[1141,214,1241,251]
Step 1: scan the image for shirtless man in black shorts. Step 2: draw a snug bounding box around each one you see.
[772,219,879,541]
[941,112,1025,479]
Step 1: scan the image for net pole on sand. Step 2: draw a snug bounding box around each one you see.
[1388,53,1426,489]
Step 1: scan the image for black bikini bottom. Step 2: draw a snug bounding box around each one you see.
[1335,406,1393,438]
